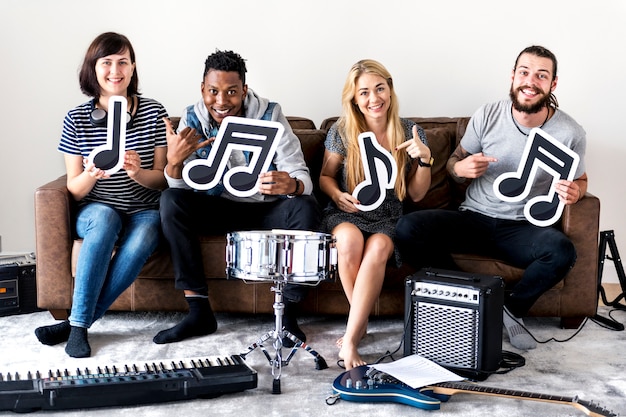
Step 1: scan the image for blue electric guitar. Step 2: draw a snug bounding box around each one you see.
[330,365,617,417]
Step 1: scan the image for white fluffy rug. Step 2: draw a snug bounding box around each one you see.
[1,308,625,416]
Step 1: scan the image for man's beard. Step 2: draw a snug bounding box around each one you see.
[509,84,551,114]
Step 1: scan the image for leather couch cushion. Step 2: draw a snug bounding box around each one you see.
[412,127,452,210]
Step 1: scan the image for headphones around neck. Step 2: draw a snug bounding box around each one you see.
[90,96,135,129]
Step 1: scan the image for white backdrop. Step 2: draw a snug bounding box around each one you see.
[1,0,624,283]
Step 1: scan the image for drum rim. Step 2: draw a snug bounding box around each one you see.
[227,230,334,240]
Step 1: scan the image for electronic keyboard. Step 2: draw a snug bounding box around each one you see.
[0,354,257,412]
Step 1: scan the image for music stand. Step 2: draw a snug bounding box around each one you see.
[238,278,328,394]
[594,230,626,331]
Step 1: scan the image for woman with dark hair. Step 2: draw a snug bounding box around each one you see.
[34,32,168,357]
[320,59,432,369]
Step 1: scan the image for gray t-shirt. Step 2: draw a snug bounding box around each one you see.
[459,99,586,220]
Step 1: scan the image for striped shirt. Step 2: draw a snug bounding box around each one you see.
[58,96,168,214]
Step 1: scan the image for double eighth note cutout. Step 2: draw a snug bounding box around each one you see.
[493,128,579,227]
[182,117,283,198]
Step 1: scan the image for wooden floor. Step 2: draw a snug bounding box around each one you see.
[599,283,625,306]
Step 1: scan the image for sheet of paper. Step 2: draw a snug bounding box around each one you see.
[370,354,465,389]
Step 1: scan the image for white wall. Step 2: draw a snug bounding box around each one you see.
[1,0,624,283]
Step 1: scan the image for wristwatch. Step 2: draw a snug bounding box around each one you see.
[286,178,300,198]
[417,156,434,167]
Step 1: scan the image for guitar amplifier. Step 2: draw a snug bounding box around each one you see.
[0,252,40,316]
[404,268,504,380]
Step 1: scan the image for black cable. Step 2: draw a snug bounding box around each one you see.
[598,285,626,309]
[493,350,526,374]
[591,307,626,330]
[505,308,601,346]
[371,315,413,365]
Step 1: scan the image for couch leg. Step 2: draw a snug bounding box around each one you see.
[48,309,69,320]
[560,316,585,329]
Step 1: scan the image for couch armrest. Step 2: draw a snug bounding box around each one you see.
[34,175,75,310]
[561,192,600,244]
[558,192,601,317]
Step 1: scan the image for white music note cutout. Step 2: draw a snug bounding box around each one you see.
[182,116,284,197]
[353,132,398,212]
[493,128,579,227]
[86,95,127,176]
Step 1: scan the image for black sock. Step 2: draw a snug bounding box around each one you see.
[153,296,218,344]
[282,301,306,347]
[35,321,71,346]
[65,326,91,358]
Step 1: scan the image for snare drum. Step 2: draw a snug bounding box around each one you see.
[226,230,337,283]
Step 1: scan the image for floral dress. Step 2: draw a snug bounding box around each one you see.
[321,118,427,265]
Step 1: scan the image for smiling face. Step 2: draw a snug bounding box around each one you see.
[353,73,391,123]
[201,70,248,125]
[509,52,557,114]
[94,49,135,100]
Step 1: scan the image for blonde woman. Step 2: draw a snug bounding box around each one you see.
[320,60,432,370]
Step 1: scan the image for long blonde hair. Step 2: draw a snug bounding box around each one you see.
[337,59,409,201]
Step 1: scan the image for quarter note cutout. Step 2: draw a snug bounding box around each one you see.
[352,132,398,212]
[86,95,127,175]
[493,128,579,227]
[182,116,284,197]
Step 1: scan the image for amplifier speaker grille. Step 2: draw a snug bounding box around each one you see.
[404,268,504,380]
[412,301,480,369]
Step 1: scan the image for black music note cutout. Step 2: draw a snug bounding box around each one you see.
[493,128,580,227]
[352,132,398,212]
[86,96,127,175]
[182,116,284,197]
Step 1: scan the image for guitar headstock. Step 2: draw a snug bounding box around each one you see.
[574,397,618,417]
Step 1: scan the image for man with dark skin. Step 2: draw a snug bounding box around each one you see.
[155,50,319,346]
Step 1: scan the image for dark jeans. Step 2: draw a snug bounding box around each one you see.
[395,209,577,317]
[160,188,321,303]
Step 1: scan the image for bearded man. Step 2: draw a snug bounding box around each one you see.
[395,45,587,350]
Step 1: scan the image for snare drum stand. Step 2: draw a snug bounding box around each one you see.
[239,279,328,394]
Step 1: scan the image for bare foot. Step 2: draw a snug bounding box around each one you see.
[338,341,367,370]
[336,336,344,348]
[336,325,368,348]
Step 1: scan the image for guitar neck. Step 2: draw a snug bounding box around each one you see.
[426,382,615,417]
[432,381,574,402]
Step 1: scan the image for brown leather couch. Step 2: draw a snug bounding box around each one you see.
[34,116,600,328]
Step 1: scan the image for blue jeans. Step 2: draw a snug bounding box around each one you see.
[69,203,160,328]
[395,209,577,317]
